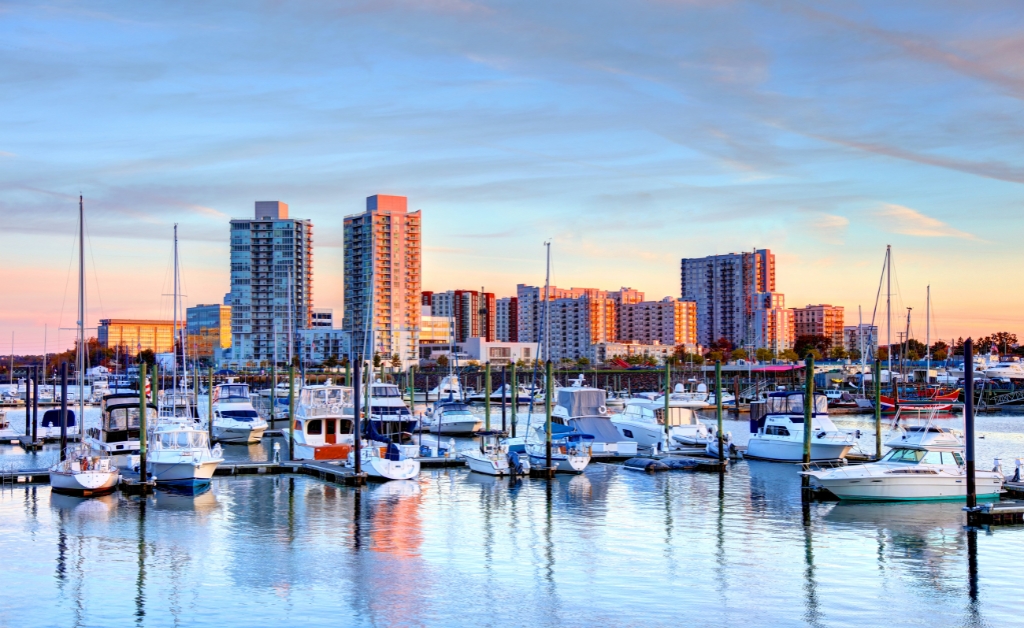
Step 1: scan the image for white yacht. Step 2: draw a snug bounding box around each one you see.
[367,381,418,439]
[652,383,712,409]
[148,418,224,489]
[467,384,535,404]
[612,400,709,451]
[49,446,120,496]
[286,383,355,461]
[85,393,157,469]
[422,400,483,435]
[745,392,855,462]
[983,357,1024,381]
[525,429,592,473]
[210,381,267,444]
[349,442,420,481]
[418,374,463,402]
[803,414,1004,500]
[461,430,529,476]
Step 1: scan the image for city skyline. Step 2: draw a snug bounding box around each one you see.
[3,2,1022,351]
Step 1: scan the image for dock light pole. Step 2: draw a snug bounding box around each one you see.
[59,362,68,461]
[288,365,296,461]
[874,359,882,460]
[510,363,517,438]
[139,363,148,481]
[803,355,815,465]
[545,360,553,469]
[664,360,671,451]
[208,367,214,444]
[353,360,362,475]
[964,338,977,511]
[715,360,724,463]
[485,362,491,432]
[501,366,507,434]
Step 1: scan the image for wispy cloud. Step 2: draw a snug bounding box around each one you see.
[872,203,977,240]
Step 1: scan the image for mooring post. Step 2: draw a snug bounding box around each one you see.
[501,365,507,434]
[874,359,882,460]
[353,360,362,475]
[964,338,977,513]
[59,362,68,461]
[485,362,491,432]
[270,363,276,427]
[803,355,815,465]
[208,367,214,444]
[152,364,159,406]
[24,366,30,437]
[510,363,517,438]
[664,359,671,452]
[139,363,148,481]
[733,375,740,418]
[288,365,296,462]
[31,364,38,443]
[716,360,724,462]
[345,361,351,388]
[546,360,553,469]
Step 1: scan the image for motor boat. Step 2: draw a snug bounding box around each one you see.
[285,383,355,461]
[745,391,855,462]
[0,409,17,441]
[983,357,1024,381]
[349,442,421,481]
[704,425,734,458]
[85,393,158,469]
[38,408,80,441]
[822,388,858,408]
[461,430,530,476]
[148,418,224,489]
[210,381,268,444]
[525,427,592,473]
[366,381,418,439]
[417,374,463,402]
[466,384,535,404]
[422,399,483,435]
[652,383,712,409]
[612,400,709,451]
[802,412,1004,500]
[49,446,120,496]
[522,376,637,458]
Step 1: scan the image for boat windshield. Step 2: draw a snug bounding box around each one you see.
[159,431,209,449]
[882,448,963,465]
[766,394,828,414]
[106,406,157,430]
[302,387,350,407]
[221,410,259,421]
[218,385,249,400]
[373,385,402,398]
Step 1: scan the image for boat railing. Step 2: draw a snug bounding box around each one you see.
[800,460,848,472]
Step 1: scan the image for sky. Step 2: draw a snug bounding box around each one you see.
[2,0,1023,354]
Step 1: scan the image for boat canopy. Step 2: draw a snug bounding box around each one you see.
[41,409,76,427]
[215,384,249,401]
[557,388,606,417]
[568,416,619,443]
[765,392,828,415]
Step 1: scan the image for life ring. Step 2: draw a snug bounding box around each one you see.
[598,405,608,414]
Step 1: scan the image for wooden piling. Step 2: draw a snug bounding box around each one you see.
[964,338,977,512]
[59,362,68,461]
[715,360,723,462]
[139,363,148,481]
[288,365,296,462]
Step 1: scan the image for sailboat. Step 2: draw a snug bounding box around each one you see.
[148,225,223,489]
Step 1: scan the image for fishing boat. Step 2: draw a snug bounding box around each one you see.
[422,399,483,435]
[210,380,267,444]
[285,383,355,460]
[49,446,120,496]
[461,430,530,476]
[86,393,157,469]
[745,391,855,462]
[802,412,1004,500]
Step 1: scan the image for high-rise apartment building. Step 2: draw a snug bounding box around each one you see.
[311,308,334,328]
[680,249,775,348]
[495,297,518,342]
[791,304,845,347]
[752,292,794,353]
[185,304,232,364]
[343,195,421,364]
[422,290,495,343]
[98,319,180,354]
[843,324,878,357]
[228,202,313,366]
[516,285,643,345]
[545,295,617,362]
[620,297,698,348]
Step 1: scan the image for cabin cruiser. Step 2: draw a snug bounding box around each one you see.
[461,430,530,476]
[612,400,709,451]
[148,417,224,488]
[803,413,1004,500]
[422,399,483,435]
[983,358,1024,381]
[366,381,418,438]
[285,383,355,461]
[745,392,855,462]
[652,383,712,409]
[86,393,158,469]
[822,388,858,408]
[49,446,120,496]
[210,381,267,444]
[159,390,200,422]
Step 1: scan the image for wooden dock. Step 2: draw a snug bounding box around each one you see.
[969,500,1024,525]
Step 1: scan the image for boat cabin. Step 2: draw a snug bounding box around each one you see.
[92,393,157,446]
[750,392,830,434]
[214,383,251,402]
[295,415,354,446]
[619,402,699,426]
[298,385,352,413]
[153,427,212,452]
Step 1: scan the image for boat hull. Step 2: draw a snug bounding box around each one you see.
[464,453,510,476]
[745,438,852,462]
[363,457,420,481]
[527,452,589,473]
[611,419,664,450]
[812,473,1003,501]
[149,459,221,487]
[49,470,120,496]
[428,420,483,435]
[213,424,266,444]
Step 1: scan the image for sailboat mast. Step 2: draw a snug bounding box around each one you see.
[885,245,892,394]
[78,196,85,435]
[926,285,931,379]
[543,241,551,364]
[859,305,865,395]
[173,224,179,397]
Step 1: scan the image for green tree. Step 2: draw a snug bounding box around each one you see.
[137,349,156,367]
[933,348,948,361]
[876,346,889,361]
[576,356,591,367]
[991,331,1018,354]
[794,335,831,359]
[779,349,799,362]
[391,353,402,368]
[373,352,382,368]
[436,354,449,368]
[755,348,775,362]
[707,350,724,363]
[731,348,748,361]
[848,348,862,361]
[830,346,847,360]
[807,348,823,361]
[323,355,339,369]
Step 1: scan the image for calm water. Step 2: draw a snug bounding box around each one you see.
[1,408,1023,627]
